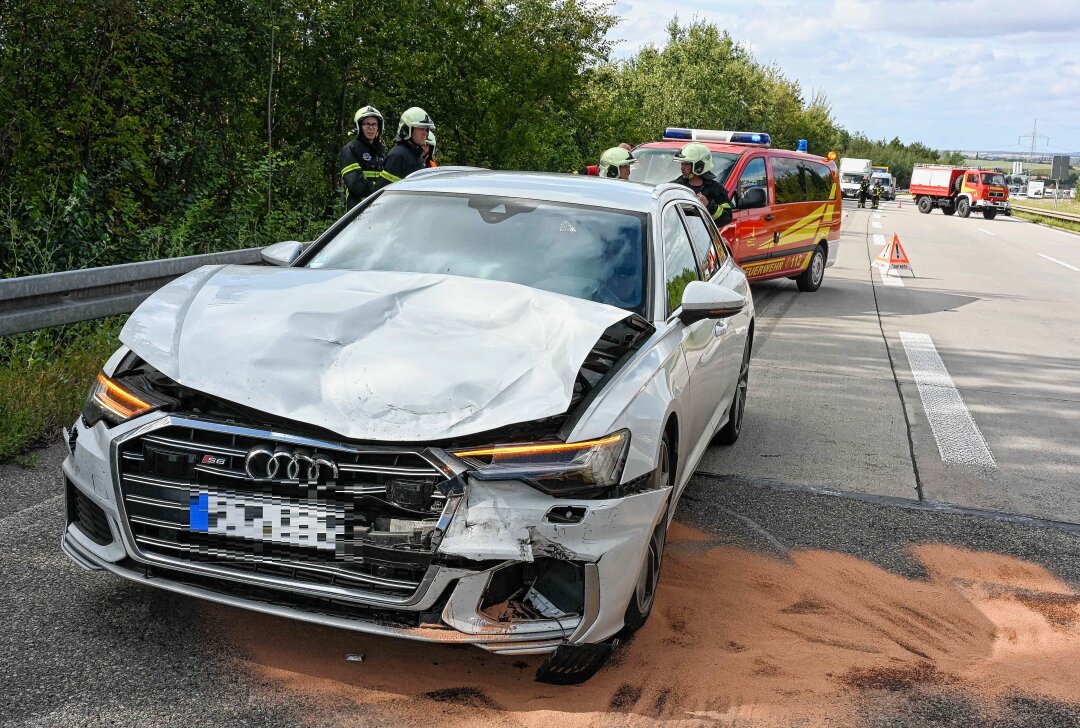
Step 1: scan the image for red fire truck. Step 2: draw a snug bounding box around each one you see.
[910,164,1011,220]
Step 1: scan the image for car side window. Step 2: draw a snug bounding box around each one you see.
[736,157,768,205]
[771,157,805,204]
[679,205,727,279]
[662,206,701,315]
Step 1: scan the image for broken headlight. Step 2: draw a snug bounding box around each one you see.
[82,373,162,427]
[451,430,630,496]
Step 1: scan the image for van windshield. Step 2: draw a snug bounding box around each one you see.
[629,148,740,186]
[841,173,866,184]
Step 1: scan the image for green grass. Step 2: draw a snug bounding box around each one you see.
[1013,198,1080,214]
[0,318,125,462]
[1012,210,1080,235]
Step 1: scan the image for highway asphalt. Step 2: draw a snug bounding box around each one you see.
[3,202,1080,726]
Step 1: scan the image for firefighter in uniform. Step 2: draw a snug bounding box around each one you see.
[671,142,733,227]
[857,176,870,208]
[375,107,436,191]
[870,180,882,209]
[597,146,637,180]
[338,105,388,210]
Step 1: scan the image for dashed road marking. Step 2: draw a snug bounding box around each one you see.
[872,221,882,229]
[1038,253,1080,272]
[978,228,996,236]
[873,233,886,245]
[899,332,996,468]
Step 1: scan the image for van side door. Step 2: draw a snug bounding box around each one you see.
[727,156,770,268]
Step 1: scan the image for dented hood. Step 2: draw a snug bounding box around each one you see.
[120,265,631,441]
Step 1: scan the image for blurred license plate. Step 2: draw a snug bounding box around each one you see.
[188,490,343,551]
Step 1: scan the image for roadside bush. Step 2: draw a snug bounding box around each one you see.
[0,320,124,462]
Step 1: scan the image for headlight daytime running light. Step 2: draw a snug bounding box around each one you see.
[452,430,631,494]
[83,373,157,427]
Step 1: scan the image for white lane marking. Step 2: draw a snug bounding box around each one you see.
[978,228,996,236]
[873,213,881,219]
[879,266,904,287]
[872,221,882,229]
[873,233,886,245]
[899,332,996,468]
[1038,253,1080,272]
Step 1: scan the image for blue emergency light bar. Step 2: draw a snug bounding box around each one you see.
[662,128,772,146]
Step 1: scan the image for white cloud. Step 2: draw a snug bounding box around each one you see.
[603,0,1080,150]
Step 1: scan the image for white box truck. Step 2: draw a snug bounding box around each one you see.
[839,158,872,199]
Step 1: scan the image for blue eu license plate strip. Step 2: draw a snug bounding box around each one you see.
[189,492,209,531]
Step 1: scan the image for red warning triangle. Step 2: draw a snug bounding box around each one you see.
[875,234,911,268]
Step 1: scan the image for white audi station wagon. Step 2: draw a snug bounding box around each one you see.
[62,169,754,683]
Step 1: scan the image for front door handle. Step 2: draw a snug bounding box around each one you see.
[713,321,728,336]
[764,214,775,221]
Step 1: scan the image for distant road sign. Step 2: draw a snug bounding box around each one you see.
[1051,155,1070,179]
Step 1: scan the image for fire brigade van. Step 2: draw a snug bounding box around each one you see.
[630,129,842,291]
[909,164,1011,220]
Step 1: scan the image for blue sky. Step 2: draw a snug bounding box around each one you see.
[605,0,1080,153]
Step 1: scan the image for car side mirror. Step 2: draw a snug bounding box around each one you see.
[678,281,747,325]
[260,240,306,266]
[738,187,767,209]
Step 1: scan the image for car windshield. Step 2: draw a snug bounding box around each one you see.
[982,173,1006,185]
[629,148,740,186]
[306,191,648,315]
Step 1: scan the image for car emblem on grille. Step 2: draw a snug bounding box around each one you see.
[244,445,339,481]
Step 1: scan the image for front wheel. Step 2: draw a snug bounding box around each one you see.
[622,434,672,633]
[714,337,750,446]
[795,245,825,292]
[983,209,998,220]
[957,198,971,218]
[917,196,933,214]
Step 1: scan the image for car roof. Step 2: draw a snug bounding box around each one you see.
[392,168,692,213]
[635,140,838,167]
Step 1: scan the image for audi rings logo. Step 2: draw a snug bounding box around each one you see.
[244,445,339,481]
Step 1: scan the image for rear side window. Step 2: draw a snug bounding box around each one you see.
[804,162,835,201]
[662,206,701,315]
[735,157,768,204]
[680,205,727,279]
[772,157,836,204]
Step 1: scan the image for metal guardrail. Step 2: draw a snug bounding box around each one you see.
[0,248,262,336]
[1011,203,1080,224]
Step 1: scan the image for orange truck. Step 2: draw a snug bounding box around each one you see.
[910,164,1011,220]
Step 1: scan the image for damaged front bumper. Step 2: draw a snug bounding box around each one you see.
[62,414,668,655]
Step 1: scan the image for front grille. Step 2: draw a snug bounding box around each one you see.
[117,423,452,598]
[67,479,112,546]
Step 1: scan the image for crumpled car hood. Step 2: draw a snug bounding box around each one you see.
[120,265,632,441]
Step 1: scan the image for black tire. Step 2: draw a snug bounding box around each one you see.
[714,337,750,446]
[795,245,825,292]
[957,198,971,218]
[983,209,998,220]
[917,196,933,214]
[941,206,955,216]
[622,434,672,633]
